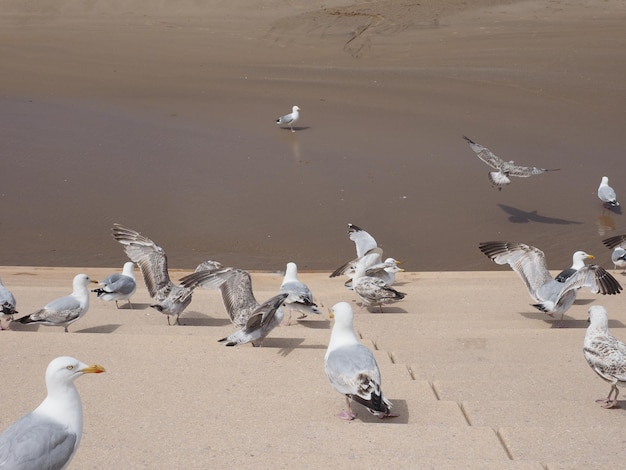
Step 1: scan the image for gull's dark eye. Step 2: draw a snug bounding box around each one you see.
[66,365,74,370]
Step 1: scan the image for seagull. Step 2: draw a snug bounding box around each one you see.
[92,261,137,308]
[602,235,626,274]
[598,176,619,208]
[0,277,17,331]
[16,274,97,332]
[478,241,622,321]
[584,306,626,408]
[463,135,559,190]
[611,248,626,274]
[276,105,300,132]
[111,223,223,325]
[352,259,406,312]
[0,356,105,468]
[344,258,404,289]
[555,251,595,282]
[279,262,322,324]
[325,302,395,420]
[180,268,288,346]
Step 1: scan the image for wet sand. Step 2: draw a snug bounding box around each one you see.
[1,0,626,272]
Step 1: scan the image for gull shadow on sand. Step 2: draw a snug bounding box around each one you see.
[497,204,583,225]
[76,324,122,334]
[180,312,231,327]
[295,319,331,329]
[350,399,408,424]
[279,126,310,132]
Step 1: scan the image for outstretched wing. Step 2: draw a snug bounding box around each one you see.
[463,135,505,170]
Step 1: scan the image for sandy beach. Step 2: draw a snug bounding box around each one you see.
[2,0,626,272]
[1,265,626,468]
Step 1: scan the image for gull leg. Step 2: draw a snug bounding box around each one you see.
[337,397,357,420]
[598,385,620,409]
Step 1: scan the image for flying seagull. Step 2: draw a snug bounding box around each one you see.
[478,241,622,321]
[463,135,559,190]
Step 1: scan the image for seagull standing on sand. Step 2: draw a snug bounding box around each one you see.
[16,274,97,332]
[111,223,223,325]
[555,251,595,282]
[352,258,406,312]
[0,277,17,330]
[180,267,288,346]
[325,302,395,420]
[463,135,559,190]
[478,241,622,321]
[611,248,626,274]
[602,235,626,274]
[584,306,626,408]
[0,356,105,468]
[598,176,619,208]
[92,261,137,309]
[279,262,322,324]
[276,105,300,132]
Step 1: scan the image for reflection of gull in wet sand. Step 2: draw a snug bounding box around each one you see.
[325,302,395,421]
[0,356,105,468]
[111,223,222,325]
[276,105,300,132]
[16,274,97,332]
[463,135,559,190]
[180,268,288,346]
[279,262,322,324]
[598,176,619,208]
[584,306,626,408]
[92,261,137,309]
[0,277,17,330]
[479,241,622,321]
[555,251,594,283]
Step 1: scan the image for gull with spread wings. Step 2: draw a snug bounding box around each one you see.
[463,135,559,190]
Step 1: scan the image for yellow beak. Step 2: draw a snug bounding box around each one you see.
[81,364,106,374]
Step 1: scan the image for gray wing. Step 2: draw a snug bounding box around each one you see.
[111,224,172,297]
[347,224,378,258]
[585,335,626,383]
[602,234,626,250]
[101,274,136,296]
[279,281,321,314]
[463,135,505,170]
[0,285,17,315]
[330,247,383,278]
[478,241,553,300]
[219,293,287,346]
[599,185,617,202]
[325,344,381,396]
[0,413,77,470]
[354,277,406,305]
[504,161,558,178]
[43,294,81,313]
[560,265,622,296]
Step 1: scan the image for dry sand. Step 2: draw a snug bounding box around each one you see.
[1,265,626,468]
[1,0,626,272]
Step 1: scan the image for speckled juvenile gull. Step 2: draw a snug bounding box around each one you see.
[111,223,223,325]
[0,356,105,469]
[345,257,404,289]
[276,105,300,132]
[479,241,622,321]
[180,268,288,346]
[463,135,559,190]
[92,261,137,309]
[279,262,322,324]
[584,306,626,408]
[555,251,594,283]
[325,302,395,420]
[0,277,17,331]
[598,176,619,207]
[351,258,406,312]
[16,274,97,332]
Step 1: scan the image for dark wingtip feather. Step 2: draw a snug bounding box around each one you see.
[602,234,626,249]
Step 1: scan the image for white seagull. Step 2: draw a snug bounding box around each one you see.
[351,257,406,312]
[479,241,622,321]
[602,235,626,273]
[111,223,223,325]
[92,261,137,309]
[584,306,626,408]
[180,267,288,346]
[279,262,322,324]
[16,274,97,332]
[0,356,105,468]
[463,135,559,190]
[554,251,595,282]
[325,302,395,420]
[0,277,17,330]
[276,105,300,132]
[598,176,619,208]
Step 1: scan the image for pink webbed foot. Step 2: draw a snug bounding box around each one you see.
[336,410,357,421]
[596,398,619,409]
